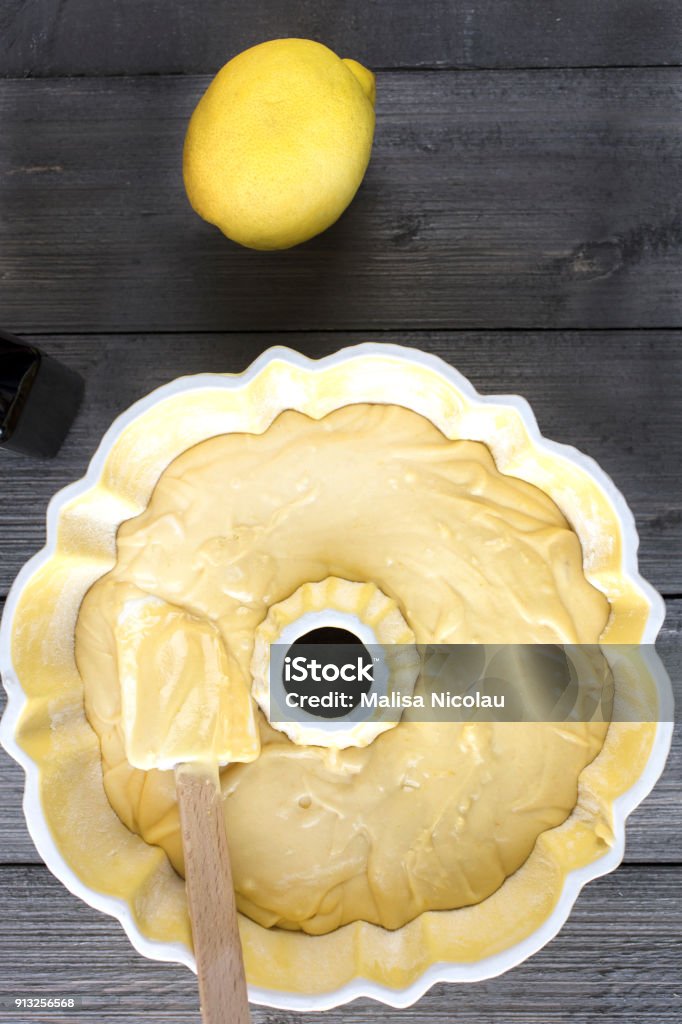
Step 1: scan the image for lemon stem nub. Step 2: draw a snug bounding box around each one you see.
[342,59,376,106]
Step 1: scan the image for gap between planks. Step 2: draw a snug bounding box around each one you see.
[2,64,682,81]
[8,327,682,338]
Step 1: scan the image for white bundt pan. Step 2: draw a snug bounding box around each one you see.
[0,344,673,1010]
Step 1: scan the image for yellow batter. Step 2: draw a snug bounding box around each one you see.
[75,403,610,935]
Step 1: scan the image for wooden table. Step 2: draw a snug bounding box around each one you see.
[0,3,680,1021]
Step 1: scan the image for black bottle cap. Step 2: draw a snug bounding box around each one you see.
[0,330,84,458]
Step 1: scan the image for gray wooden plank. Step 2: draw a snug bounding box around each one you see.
[0,332,679,595]
[1,594,679,866]
[1,1,681,76]
[0,863,679,1022]
[1,71,681,333]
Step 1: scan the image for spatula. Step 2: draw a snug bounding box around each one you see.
[115,594,260,1024]
[175,761,251,1024]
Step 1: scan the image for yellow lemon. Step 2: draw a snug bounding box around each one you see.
[183,38,376,250]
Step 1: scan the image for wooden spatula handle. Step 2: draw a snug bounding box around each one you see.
[176,764,250,1024]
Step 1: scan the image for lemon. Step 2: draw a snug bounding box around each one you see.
[183,38,376,250]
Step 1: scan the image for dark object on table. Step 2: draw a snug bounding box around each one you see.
[0,329,84,458]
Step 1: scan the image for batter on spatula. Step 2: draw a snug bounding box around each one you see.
[114,592,257,1024]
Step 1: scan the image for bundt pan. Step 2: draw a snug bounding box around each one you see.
[0,344,672,1009]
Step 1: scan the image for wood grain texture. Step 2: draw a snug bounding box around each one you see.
[1,595,679,865]
[1,72,681,333]
[0,332,679,595]
[1,1,681,76]
[0,18,680,1016]
[176,766,250,1024]
[0,864,679,1023]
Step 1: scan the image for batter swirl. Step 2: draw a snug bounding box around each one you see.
[76,404,610,934]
